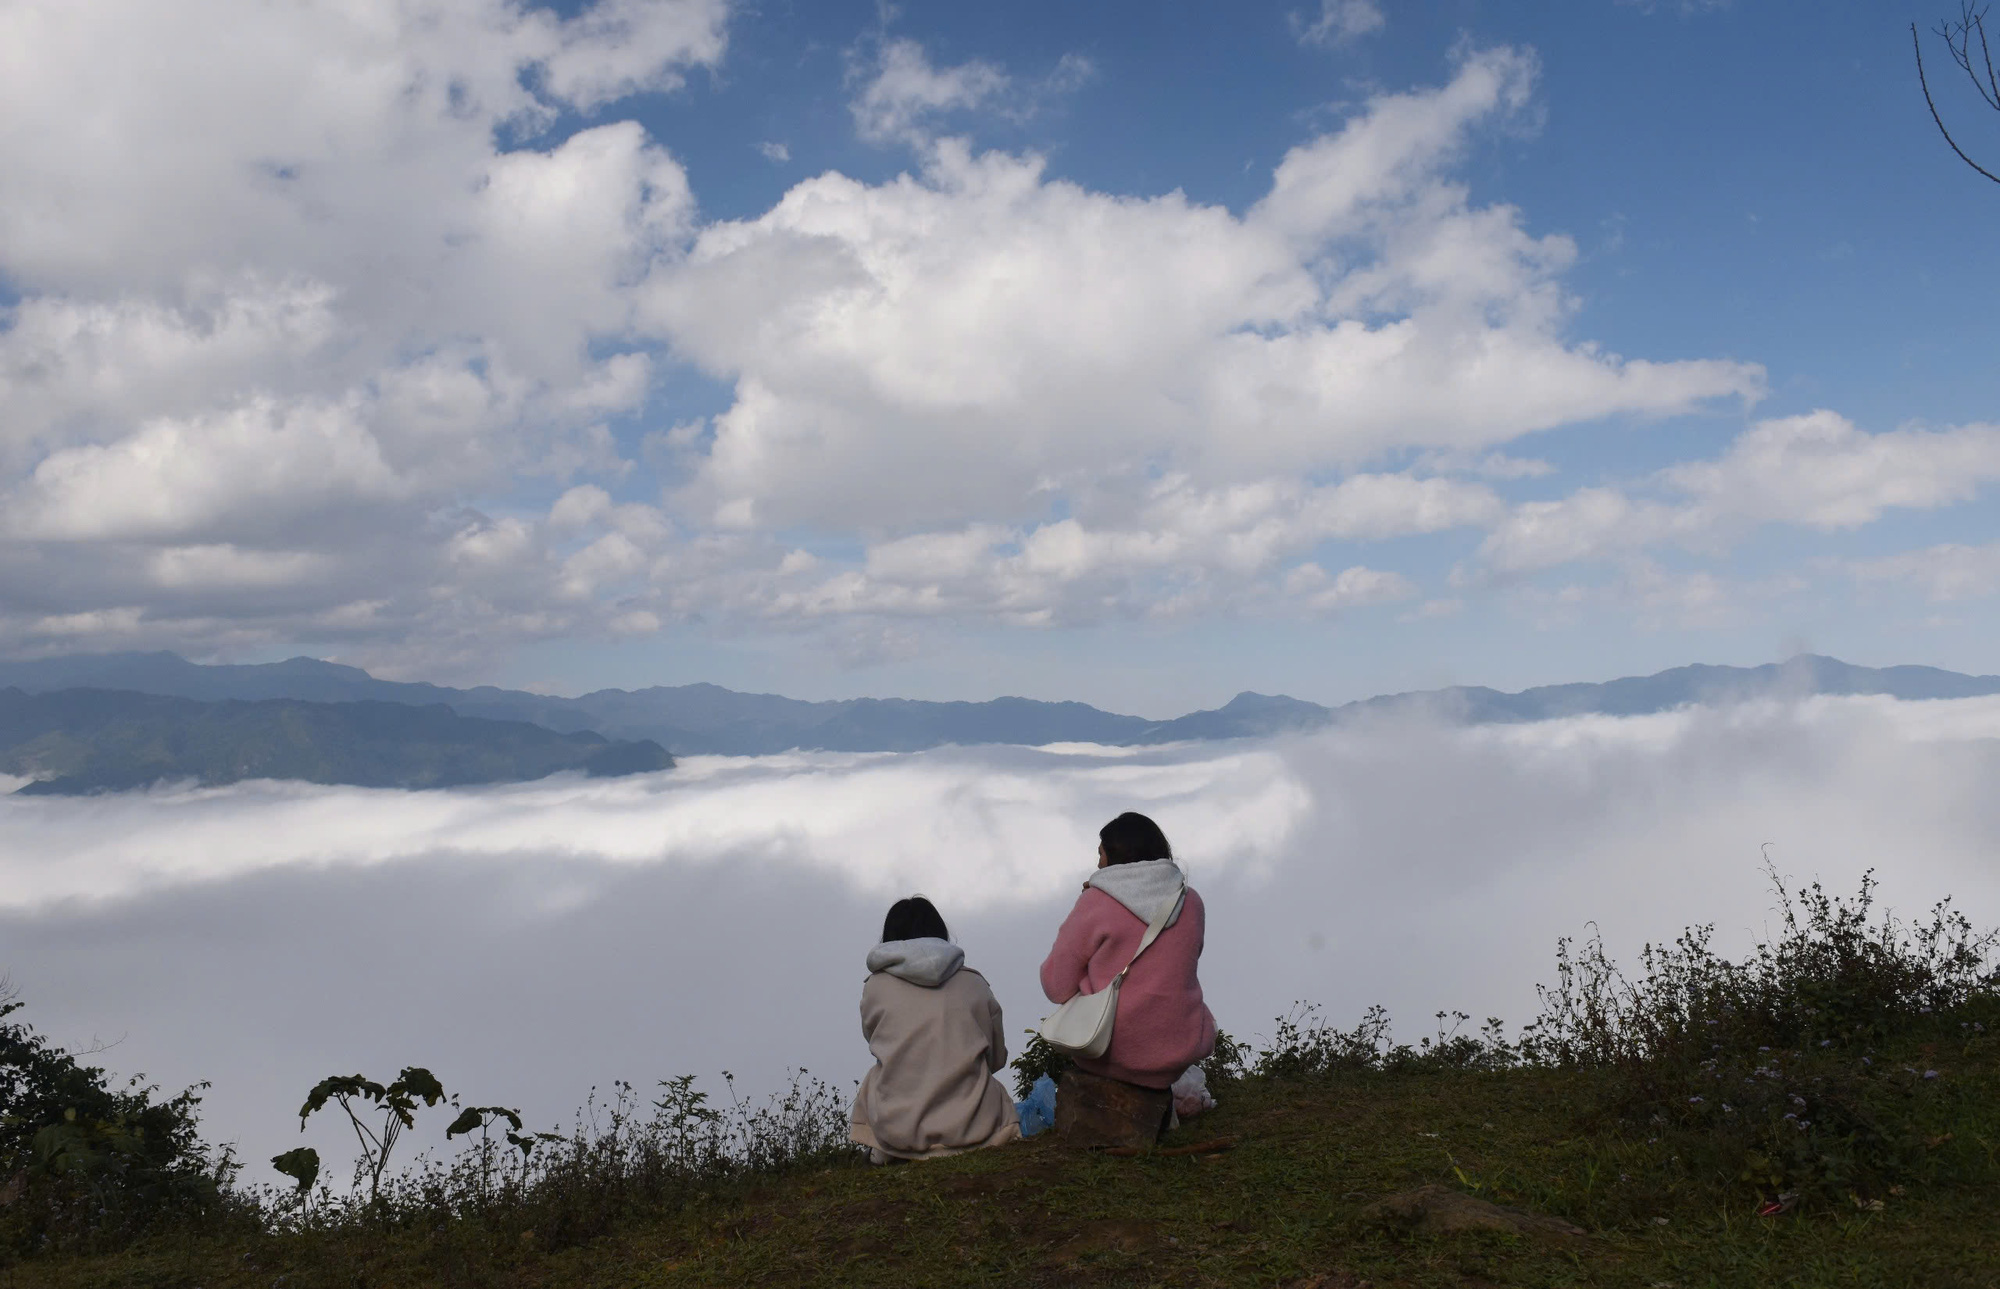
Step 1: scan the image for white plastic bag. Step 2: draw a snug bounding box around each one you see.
[1170,1064,1214,1118]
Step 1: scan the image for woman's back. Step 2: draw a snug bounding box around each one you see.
[1040,864,1217,1089]
[851,937,1020,1159]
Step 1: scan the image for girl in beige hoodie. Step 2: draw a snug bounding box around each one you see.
[849,897,1022,1163]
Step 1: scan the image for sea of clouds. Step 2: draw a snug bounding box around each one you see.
[6,693,2000,1180]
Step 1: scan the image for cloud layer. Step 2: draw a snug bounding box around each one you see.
[7,695,2000,1176]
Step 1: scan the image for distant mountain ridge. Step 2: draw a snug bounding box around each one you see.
[0,651,1995,760]
[0,688,673,795]
[1341,655,2000,723]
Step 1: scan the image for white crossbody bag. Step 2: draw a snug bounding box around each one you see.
[1037,878,1186,1059]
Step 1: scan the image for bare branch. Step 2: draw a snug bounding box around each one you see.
[1976,6,2000,108]
[1939,4,2000,110]
[1915,21,2000,185]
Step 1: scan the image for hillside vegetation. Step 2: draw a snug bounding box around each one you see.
[0,688,672,794]
[4,871,1998,1287]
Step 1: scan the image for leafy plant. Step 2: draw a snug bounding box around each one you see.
[269,1146,319,1213]
[1007,1031,1075,1100]
[1202,1028,1248,1089]
[1010,1026,1249,1100]
[443,1103,533,1197]
[0,983,237,1255]
[295,1067,446,1209]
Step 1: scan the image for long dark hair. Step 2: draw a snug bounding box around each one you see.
[1099,812,1172,866]
[882,896,949,943]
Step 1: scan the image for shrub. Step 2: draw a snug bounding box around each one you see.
[1251,1003,1519,1078]
[1522,869,1996,1068]
[0,984,242,1257]
[1518,868,2000,1204]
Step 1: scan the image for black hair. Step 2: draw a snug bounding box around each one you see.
[1098,811,1172,866]
[882,896,949,943]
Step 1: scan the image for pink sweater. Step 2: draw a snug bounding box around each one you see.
[1039,886,1217,1089]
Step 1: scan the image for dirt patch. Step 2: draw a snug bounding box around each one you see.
[934,1158,1064,1201]
[1046,1218,1162,1266]
[1360,1185,1585,1238]
[819,1196,917,1260]
[715,1211,778,1242]
[937,1174,1006,1197]
[837,1196,915,1223]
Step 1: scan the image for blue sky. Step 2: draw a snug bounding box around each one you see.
[1,0,1996,713]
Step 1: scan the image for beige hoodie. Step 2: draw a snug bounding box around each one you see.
[849,938,1022,1160]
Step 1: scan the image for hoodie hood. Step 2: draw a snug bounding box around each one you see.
[866,937,965,987]
[1088,858,1186,927]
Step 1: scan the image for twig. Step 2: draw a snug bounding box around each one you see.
[1916,21,2000,183]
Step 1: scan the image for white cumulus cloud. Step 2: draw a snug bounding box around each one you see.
[0,15,1793,666]
[1292,0,1386,48]
[850,38,1013,146]
[649,49,1759,538]
[0,0,720,669]
[1853,542,2000,603]
[1479,411,2000,574]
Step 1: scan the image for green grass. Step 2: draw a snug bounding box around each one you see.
[13,1051,2000,1289]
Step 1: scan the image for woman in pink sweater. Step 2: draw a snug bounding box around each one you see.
[1039,812,1217,1089]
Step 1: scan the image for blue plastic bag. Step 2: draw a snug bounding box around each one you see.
[1016,1074,1057,1138]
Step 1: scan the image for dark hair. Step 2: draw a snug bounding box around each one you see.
[1098,812,1172,866]
[882,896,949,943]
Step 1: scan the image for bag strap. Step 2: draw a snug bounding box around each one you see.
[1109,876,1186,987]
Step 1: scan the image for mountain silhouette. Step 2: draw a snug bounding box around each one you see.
[1,651,1994,764]
[0,687,672,794]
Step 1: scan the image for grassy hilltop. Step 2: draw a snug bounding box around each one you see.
[12,1045,2000,1288]
[6,872,2000,1288]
